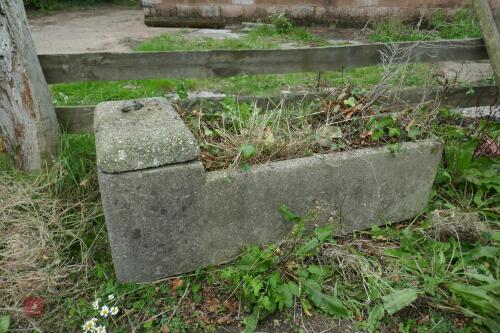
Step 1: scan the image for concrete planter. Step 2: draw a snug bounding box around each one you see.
[96,98,442,282]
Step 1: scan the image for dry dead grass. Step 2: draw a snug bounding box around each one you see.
[179,43,442,171]
[0,172,101,323]
[429,209,489,242]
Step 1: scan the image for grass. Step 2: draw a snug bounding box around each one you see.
[2,80,499,332]
[135,25,330,52]
[371,8,482,43]
[51,64,431,106]
[0,114,498,332]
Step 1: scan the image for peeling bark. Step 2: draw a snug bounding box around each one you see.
[0,0,60,171]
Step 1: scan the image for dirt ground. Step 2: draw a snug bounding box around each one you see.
[27,5,183,54]
[26,5,370,54]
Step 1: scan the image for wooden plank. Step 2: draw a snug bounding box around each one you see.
[40,39,488,84]
[55,106,95,134]
[0,0,60,171]
[473,0,500,89]
[55,85,499,134]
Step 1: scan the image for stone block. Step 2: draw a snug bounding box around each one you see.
[176,5,198,18]
[94,98,199,174]
[198,5,221,18]
[289,5,315,18]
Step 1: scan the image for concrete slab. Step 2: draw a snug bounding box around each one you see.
[440,60,493,83]
[95,98,199,173]
[187,29,242,40]
[452,106,499,119]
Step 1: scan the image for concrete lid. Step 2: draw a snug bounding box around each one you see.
[95,97,200,174]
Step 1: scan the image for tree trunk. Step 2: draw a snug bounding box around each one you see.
[0,0,60,171]
[473,0,500,89]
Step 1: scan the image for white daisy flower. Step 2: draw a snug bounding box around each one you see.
[108,294,115,301]
[95,325,107,333]
[92,298,100,310]
[110,306,119,315]
[82,319,97,332]
[100,305,110,318]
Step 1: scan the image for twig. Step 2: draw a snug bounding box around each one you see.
[165,281,190,325]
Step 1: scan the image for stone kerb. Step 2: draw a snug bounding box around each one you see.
[96,97,443,282]
[141,0,499,27]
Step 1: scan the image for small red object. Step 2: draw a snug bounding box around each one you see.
[23,297,44,317]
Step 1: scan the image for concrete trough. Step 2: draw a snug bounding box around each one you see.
[95,97,443,282]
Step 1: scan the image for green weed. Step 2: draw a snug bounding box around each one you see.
[270,13,293,34]
[432,117,499,219]
[371,9,481,42]
[134,25,329,52]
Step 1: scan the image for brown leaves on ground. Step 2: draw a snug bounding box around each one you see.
[174,283,241,329]
[170,279,184,293]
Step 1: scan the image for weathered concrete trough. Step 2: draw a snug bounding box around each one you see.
[96,97,443,282]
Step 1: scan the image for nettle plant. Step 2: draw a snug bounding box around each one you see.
[219,206,348,332]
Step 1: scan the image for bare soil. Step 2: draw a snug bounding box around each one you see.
[27,5,184,54]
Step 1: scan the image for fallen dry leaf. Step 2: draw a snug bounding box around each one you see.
[206,298,221,313]
[404,119,415,132]
[337,91,347,101]
[344,110,355,119]
[171,279,184,292]
[359,130,372,139]
[216,314,233,324]
[303,306,313,317]
[223,300,239,313]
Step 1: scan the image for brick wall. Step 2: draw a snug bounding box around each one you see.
[141,0,500,27]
